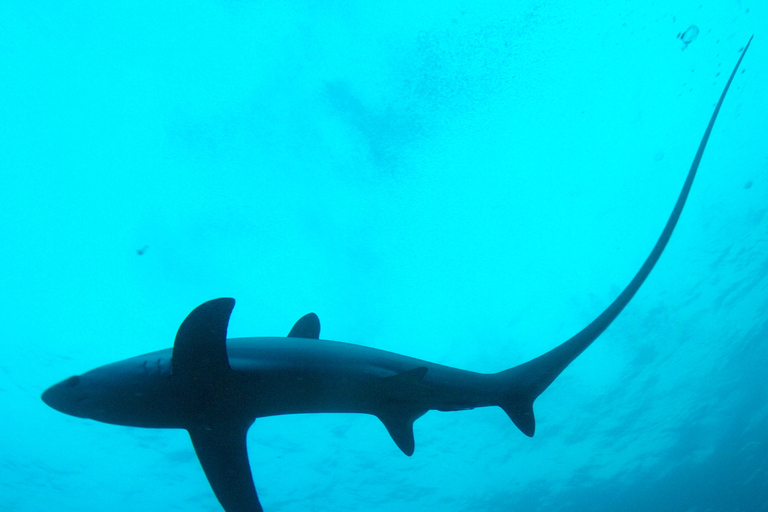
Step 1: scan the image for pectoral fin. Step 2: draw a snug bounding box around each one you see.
[188,421,262,512]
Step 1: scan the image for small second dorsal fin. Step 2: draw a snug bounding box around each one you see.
[287,313,320,339]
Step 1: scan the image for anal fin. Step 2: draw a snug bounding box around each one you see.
[377,408,427,456]
[376,367,430,456]
[188,421,262,512]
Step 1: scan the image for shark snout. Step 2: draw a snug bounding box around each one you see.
[41,376,84,415]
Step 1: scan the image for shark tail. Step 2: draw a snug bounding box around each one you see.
[495,335,594,437]
[497,35,752,438]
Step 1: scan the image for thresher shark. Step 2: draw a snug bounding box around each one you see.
[42,37,751,512]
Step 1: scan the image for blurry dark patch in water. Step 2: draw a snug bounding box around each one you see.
[323,80,424,173]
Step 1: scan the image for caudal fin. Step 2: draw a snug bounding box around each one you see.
[495,337,589,437]
[497,36,752,438]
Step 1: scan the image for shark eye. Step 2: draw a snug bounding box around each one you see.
[66,376,81,387]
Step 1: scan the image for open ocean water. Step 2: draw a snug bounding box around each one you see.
[1,1,766,511]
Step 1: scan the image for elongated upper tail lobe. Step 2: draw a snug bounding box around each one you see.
[496,36,752,438]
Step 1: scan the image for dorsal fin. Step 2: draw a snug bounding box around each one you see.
[172,298,235,378]
[173,299,263,511]
[287,313,320,339]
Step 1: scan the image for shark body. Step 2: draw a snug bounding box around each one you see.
[41,38,751,512]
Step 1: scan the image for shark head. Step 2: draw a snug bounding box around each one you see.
[41,349,185,428]
[41,374,89,417]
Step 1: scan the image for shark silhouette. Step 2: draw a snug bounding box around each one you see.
[42,37,751,512]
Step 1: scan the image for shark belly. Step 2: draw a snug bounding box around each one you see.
[226,336,497,419]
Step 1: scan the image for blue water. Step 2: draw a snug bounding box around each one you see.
[1,2,766,511]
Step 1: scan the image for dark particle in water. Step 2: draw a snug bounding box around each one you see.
[744,181,753,189]
[678,25,699,50]
[137,245,149,255]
